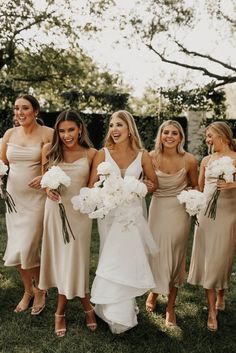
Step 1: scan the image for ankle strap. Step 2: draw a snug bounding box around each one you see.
[55,313,65,317]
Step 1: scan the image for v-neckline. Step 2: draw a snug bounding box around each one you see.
[105,148,140,177]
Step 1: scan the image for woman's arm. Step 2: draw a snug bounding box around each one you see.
[217,180,236,190]
[40,143,60,202]
[41,143,51,174]
[142,150,158,192]
[198,155,210,192]
[87,149,105,188]
[28,142,51,190]
[42,126,54,144]
[186,153,199,189]
[0,128,14,165]
[87,148,97,168]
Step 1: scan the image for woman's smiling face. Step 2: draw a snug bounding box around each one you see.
[109,116,129,144]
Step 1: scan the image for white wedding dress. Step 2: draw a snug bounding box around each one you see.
[91,148,157,334]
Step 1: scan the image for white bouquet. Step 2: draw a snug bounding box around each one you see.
[204,156,236,219]
[41,166,74,244]
[0,160,17,213]
[71,162,148,221]
[177,189,207,225]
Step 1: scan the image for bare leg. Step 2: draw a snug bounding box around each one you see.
[28,266,40,286]
[146,292,158,312]
[18,266,34,293]
[28,266,46,315]
[166,287,177,326]
[14,266,34,312]
[205,288,218,331]
[55,294,67,337]
[79,293,97,331]
[216,289,225,311]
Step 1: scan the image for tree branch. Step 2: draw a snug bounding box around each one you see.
[147,43,236,87]
[13,11,56,37]
[174,40,236,72]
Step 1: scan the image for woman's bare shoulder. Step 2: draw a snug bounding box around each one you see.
[42,142,52,153]
[185,152,198,165]
[200,155,211,167]
[87,147,97,159]
[41,125,54,141]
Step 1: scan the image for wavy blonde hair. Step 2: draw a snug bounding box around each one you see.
[206,121,236,152]
[104,110,143,150]
[154,120,185,155]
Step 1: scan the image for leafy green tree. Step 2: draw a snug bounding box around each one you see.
[0,0,114,70]
[0,0,123,133]
[4,46,129,113]
[130,84,226,119]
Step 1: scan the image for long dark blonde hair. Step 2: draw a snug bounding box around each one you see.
[47,110,92,167]
[104,110,143,150]
[206,121,236,152]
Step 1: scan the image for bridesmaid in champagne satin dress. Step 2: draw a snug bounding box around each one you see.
[39,110,97,337]
[188,121,236,332]
[1,95,53,315]
[146,120,198,327]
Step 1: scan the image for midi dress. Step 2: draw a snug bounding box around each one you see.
[148,166,191,295]
[39,157,92,299]
[188,160,236,289]
[4,143,45,269]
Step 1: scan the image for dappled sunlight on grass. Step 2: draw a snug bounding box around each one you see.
[0,273,15,289]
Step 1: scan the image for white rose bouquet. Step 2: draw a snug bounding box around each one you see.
[177,189,207,225]
[0,160,17,213]
[41,166,75,244]
[204,156,236,220]
[71,162,148,223]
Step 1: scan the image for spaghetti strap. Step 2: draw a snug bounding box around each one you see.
[183,152,187,169]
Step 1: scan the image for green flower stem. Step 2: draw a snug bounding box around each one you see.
[58,202,75,244]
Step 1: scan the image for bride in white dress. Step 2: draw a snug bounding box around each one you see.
[88,110,158,334]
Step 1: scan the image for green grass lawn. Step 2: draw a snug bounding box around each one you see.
[0,210,236,353]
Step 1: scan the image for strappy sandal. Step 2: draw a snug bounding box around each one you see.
[55,313,66,338]
[14,291,34,313]
[31,287,47,315]
[84,307,97,332]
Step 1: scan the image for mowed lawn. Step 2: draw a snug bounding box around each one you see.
[0,204,236,353]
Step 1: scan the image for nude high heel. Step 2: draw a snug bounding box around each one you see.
[31,287,47,315]
[14,291,34,313]
[84,307,97,332]
[55,313,66,337]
